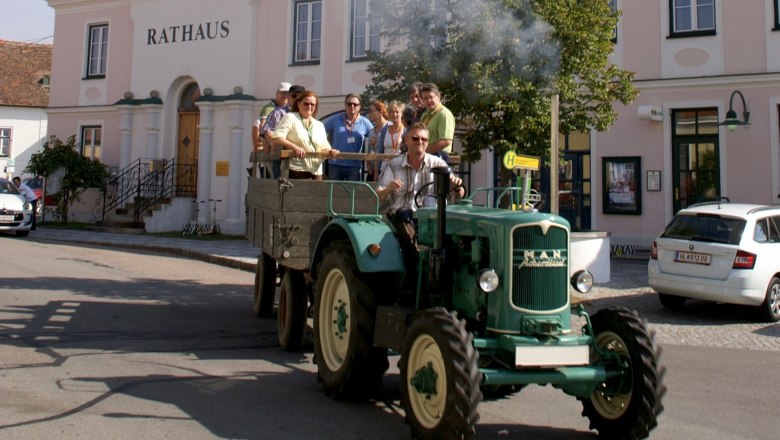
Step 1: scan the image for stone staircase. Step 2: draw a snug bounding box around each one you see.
[90,197,172,234]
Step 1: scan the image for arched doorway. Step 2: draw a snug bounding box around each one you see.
[176,83,200,196]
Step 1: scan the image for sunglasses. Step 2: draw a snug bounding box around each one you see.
[346,102,361,107]
[410,136,428,142]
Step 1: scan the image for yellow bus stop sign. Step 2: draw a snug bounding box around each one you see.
[502,151,540,171]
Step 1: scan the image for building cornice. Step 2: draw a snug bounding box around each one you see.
[634,72,780,92]
[47,0,131,14]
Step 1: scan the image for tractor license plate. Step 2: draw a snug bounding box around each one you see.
[0,215,14,222]
[674,250,711,265]
[515,345,589,367]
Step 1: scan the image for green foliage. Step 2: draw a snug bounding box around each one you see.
[364,0,636,164]
[25,135,109,223]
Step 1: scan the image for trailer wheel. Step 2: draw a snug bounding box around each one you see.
[253,252,277,317]
[278,270,308,351]
[399,308,482,440]
[581,307,666,440]
[314,243,387,400]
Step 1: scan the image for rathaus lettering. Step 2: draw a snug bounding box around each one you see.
[147,21,230,45]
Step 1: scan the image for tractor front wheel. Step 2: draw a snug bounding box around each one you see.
[581,307,666,440]
[314,243,387,400]
[399,308,482,440]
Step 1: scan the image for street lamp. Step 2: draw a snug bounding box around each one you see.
[718,90,750,132]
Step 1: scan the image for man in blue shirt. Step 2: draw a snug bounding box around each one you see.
[324,94,373,181]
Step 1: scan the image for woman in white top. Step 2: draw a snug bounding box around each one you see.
[380,100,406,172]
[273,90,338,180]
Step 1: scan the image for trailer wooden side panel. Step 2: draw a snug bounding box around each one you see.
[246,177,380,271]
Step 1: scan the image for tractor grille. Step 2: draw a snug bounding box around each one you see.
[511,224,569,311]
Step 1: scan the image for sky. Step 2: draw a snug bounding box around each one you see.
[0,0,55,44]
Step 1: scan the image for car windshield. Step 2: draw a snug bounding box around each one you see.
[661,214,746,245]
[0,180,21,195]
[24,178,43,189]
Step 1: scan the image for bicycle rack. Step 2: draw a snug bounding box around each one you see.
[200,199,222,235]
[182,200,206,235]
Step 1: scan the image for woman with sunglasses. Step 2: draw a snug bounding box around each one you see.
[272,90,339,180]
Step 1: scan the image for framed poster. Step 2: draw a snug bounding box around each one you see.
[647,170,661,191]
[603,156,642,215]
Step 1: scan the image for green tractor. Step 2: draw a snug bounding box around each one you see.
[307,166,665,439]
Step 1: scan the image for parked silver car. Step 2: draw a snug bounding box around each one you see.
[648,200,780,322]
[0,177,33,237]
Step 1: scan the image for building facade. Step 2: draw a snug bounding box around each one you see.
[44,0,780,245]
[0,40,51,181]
[596,0,780,253]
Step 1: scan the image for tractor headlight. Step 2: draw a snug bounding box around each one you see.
[478,269,500,293]
[570,270,593,293]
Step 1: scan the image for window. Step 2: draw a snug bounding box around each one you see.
[609,0,618,42]
[87,24,109,77]
[350,0,379,59]
[755,216,780,243]
[0,128,10,157]
[670,0,715,37]
[80,126,102,161]
[294,1,322,63]
[774,0,780,30]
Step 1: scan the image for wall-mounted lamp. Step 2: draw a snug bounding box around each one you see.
[718,90,750,132]
[637,105,663,122]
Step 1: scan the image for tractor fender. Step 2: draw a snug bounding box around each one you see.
[310,216,404,278]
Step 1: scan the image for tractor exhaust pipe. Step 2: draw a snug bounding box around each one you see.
[432,166,451,249]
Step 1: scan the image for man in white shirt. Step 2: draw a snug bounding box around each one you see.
[13,176,37,230]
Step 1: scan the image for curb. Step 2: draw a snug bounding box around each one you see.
[29,236,258,273]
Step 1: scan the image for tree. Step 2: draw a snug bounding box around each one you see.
[25,135,109,223]
[364,0,636,165]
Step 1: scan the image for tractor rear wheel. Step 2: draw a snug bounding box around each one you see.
[399,308,482,440]
[581,307,666,440]
[314,243,387,400]
[277,270,308,351]
[253,252,276,317]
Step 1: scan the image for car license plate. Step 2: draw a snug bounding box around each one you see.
[515,345,589,367]
[0,214,14,222]
[674,250,711,265]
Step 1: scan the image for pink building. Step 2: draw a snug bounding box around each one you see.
[44,0,780,244]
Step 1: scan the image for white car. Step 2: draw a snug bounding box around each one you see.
[0,177,33,237]
[648,201,780,322]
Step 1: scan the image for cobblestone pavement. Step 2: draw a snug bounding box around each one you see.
[574,259,780,352]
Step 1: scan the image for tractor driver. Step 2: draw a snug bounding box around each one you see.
[376,122,464,276]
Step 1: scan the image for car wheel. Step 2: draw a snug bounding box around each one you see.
[658,293,686,311]
[758,277,780,323]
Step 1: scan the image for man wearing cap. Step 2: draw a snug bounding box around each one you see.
[254,82,290,151]
[261,84,306,178]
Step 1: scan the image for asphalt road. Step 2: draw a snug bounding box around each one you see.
[1,237,779,439]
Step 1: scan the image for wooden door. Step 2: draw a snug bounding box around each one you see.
[176,112,199,196]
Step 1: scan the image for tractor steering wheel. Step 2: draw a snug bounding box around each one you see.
[414,182,465,208]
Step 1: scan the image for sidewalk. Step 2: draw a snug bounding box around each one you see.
[28,227,261,272]
[27,226,644,285]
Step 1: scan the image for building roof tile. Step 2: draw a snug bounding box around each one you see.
[0,39,52,108]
